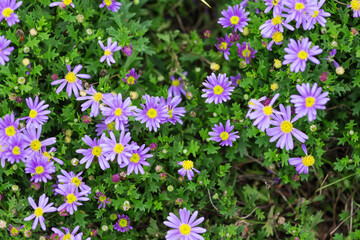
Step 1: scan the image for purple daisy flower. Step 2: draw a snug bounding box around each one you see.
[0,35,14,65]
[122,68,140,85]
[215,34,233,61]
[23,126,56,157]
[114,214,133,232]
[42,147,64,165]
[161,96,186,125]
[95,118,115,136]
[259,15,294,38]
[101,93,137,131]
[0,0,22,27]
[25,155,56,183]
[168,72,187,97]
[266,31,285,51]
[288,144,315,174]
[56,184,89,215]
[218,4,250,33]
[326,49,339,68]
[22,96,51,128]
[3,133,29,166]
[230,73,241,87]
[0,113,19,143]
[248,93,283,132]
[49,0,75,8]
[122,43,133,56]
[177,160,200,181]
[51,226,84,239]
[99,0,121,12]
[24,194,57,231]
[304,0,330,30]
[94,192,110,209]
[283,37,323,73]
[264,0,284,16]
[208,120,240,146]
[120,144,153,175]
[283,0,317,29]
[57,170,91,194]
[99,38,122,66]
[76,86,104,117]
[51,64,90,98]
[201,73,234,104]
[349,0,360,17]
[266,104,309,150]
[7,224,23,236]
[236,42,257,64]
[101,130,139,166]
[290,83,330,122]
[164,208,206,240]
[76,135,109,170]
[134,95,168,132]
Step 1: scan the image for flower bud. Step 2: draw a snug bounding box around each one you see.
[331,41,338,47]
[100,69,108,77]
[239,61,247,68]
[18,77,26,85]
[150,143,157,151]
[185,92,193,100]
[76,14,84,23]
[310,125,317,132]
[277,216,285,225]
[349,130,354,135]
[320,72,328,82]
[111,174,120,183]
[30,28,37,36]
[16,29,24,37]
[203,30,211,38]
[86,29,93,35]
[271,83,279,91]
[274,59,282,69]
[59,3,66,10]
[110,213,117,221]
[65,136,71,143]
[39,236,46,240]
[81,115,91,124]
[320,27,327,34]
[11,185,19,192]
[23,46,30,53]
[71,158,78,166]
[210,62,220,72]
[31,182,40,191]
[24,230,32,238]
[79,90,87,97]
[155,165,163,173]
[336,66,344,75]
[242,27,249,36]
[90,229,98,237]
[229,32,239,42]
[22,58,30,66]
[175,198,183,206]
[130,91,138,100]
[183,149,188,154]
[101,225,108,231]
[162,149,167,154]
[159,173,167,181]
[0,220,6,229]
[195,67,201,72]
[167,185,174,192]
[351,27,358,36]
[190,111,196,117]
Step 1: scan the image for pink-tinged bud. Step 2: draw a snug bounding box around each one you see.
[81,115,91,124]
[59,208,69,216]
[59,3,66,10]
[122,44,133,56]
[175,198,183,206]
[31,182,40,191]
[292,174,300,181]
[111,174,120,183]
[24,230,32,238]
[159,173,167,181]
[262,41,268,47]
[90,229,98,237]
[10,93,17,100]
[229,32,239,42]
[319,72,328,82]
[15,97,22,103]
[155,165,163,173]
[51,233,60,240]
[178,176,184,182]
[203,30,211,38]
[150,143,157,151]
[51,74,58,81]
[190,111,196,117]
[186,92,193,100]
[262,97,271,106]
[351,27,358,36]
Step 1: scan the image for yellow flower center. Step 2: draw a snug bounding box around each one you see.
[127,76,135,85]
[107,122,115,130]
[179,224,191,235]
[29,110,38,119]
[34,207,44,217]
[230,16,240,25]
[130,153,140,163]
[114,143,124,154]
[66,194,77,204]
[119,219,128,227]
[280,121,293,133]
[35,166,44,175]
[63,0,72,6]
[263,106,273,116]
[271,15,282,25]
[104,0,112,6]
[172,80,180,87]
[272,0,279,5]
[298,50,308,60]
[93,92,103,102]
[92,146,102,157]
[220,131,229,140]
[220,42,227,50]
[71,177,82,187]
[312,10,319,18]
[305,97,315,107]
[274,59,282,69]
[12,146,20,155]
[43,152,53,161]
[63,234,72,240]
[114,108,122,116]
[295,2,305,10]
[242,48,251,58]
[182,160,194,170]
[302,155,315,167]
[99,195,107,202]
[213,85,224,95]
[272,32,283,43]
[30,140,42,151]
[65,72,77,83]
[10,227,18,235]
[168,108,173,119]
[271,83,279,91]
[147,108,157,119]
[2,8,13,18]
[104,49,111,56]
[5,126,16,137]
[351,0,360,11]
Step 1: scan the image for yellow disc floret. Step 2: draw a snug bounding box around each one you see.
[179,224,191,235]
[63,0,72,6]
[35,166,44,175]
[302,155,315,166]
[104,0,112,6]
[2,8,13,18]
[280,121,293,133]
[92,146,102,157]
[220,132,229,141]
[351,0,360,11]
[220,42,227,50]
[272,32,284,43]
[5,126,16,137]
[130,153,140,163]
[104,49,111,56]
[127,76,135,85]
[305,97,315,107]
[295,2,305,11]
[30,140,42,152]
[71,177,82,187]
[34,207,44,217]
[114,143,124,154]
[63,234,72,240]
[93,92,103,102]
[172,80,180,86]
[182,160,194,170]
[230,16,240,25]
[12,146,20,155]
[272,15,282,25]
[263,106,273,116]
[298,50,308,60]
[213,85,224,95]
[119,219,128,227]
[147,108,157,119]
[66,194,77,204]
[312,10,319,18]
[29,110,38,119]
[65,72,77,83]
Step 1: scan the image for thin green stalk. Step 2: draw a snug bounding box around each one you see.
[315,173,356,193]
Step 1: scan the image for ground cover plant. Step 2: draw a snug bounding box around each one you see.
[0,0,360,239]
